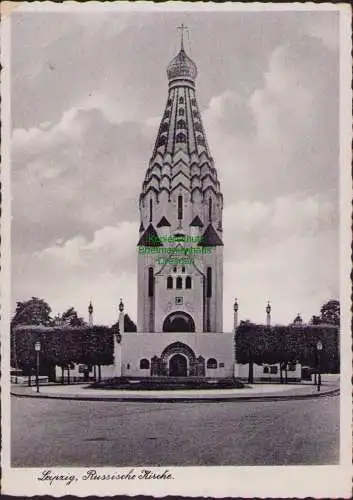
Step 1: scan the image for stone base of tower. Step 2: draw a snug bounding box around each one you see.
[106,332,234,378]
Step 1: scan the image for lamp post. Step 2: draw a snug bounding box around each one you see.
[316,340,323,392]
[34,341,41,393]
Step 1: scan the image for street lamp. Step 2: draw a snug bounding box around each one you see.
[316,340,323,392]
[34,341,41,393]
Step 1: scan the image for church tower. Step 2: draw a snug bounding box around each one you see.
[137,31,223,334]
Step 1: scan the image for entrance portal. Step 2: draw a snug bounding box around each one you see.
[169,354,187,377]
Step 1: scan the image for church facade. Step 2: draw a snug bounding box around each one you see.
[109,38,235,378]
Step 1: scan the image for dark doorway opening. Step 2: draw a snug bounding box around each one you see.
[169,354,187,377]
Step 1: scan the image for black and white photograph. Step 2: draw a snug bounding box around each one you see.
[2,2,352,497]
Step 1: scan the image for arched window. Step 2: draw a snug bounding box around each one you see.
[176,132,186,143]
[263,366,269,374]
[167,276,173,289]
[207,358,217,369]
[176,276,183,289]
[179,108,185,116]
[208,197,212,222]
[140,359,150,370]
[181,266,185,273]
[149,199,153,222]
[157,136,166,148]
[179,96,184,104]
[148,267,154,297]
[177,119,186,129]
[185,276,192,289]
[173,266,177,273]
[206,267,212,298]
[177,195,183,220]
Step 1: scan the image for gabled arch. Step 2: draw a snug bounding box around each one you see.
[171,181,190,194]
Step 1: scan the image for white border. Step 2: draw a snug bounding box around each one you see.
[1,2,352,497]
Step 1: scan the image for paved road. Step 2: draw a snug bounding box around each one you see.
[11,394,339,466]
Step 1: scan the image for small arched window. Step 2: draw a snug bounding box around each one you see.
[178,195,183,220]
[263,366,269,374]
[167,276,173,289]
[206,267,212,298]
[208,197,212,222]
[197,135,205,146]
[176,133,186,143]
[179,108,185,116]
[173,266,177,273]
[179,96,184,104]
[177,119,186,129]
[181,266,185,273]
[157,135,167,147]
[140,358,150,370]
[176,276,183,289]
[149,199,153,222]
[148,267,154,297]
[185,276,192,289]
[207,358,217,369]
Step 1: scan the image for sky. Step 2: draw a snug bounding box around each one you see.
[10,5,340,330]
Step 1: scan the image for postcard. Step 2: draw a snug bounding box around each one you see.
[1,1,352,497]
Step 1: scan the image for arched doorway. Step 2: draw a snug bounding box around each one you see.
[161,342,197,377]
[162,311,195,332]
[169,354,187,377]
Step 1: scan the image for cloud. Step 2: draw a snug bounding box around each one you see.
[204,36,339,205]
[220,192,338,328]
[11,13,340,330]
[12,222,139,325]
[12,106,154,253]
[223,227,338,328]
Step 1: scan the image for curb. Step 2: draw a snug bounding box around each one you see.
[10,387,340,403]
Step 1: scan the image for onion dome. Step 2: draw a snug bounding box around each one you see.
[167,48,197,82]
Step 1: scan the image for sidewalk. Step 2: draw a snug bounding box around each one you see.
[11,380,340,402]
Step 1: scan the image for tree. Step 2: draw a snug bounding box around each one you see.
[11,325,114,383]
[320,299,340,326]
[12,297,52,327]
[310,299,340,326]
[236,322,340,377]
[310,315,321,325]
[59,307,85,327]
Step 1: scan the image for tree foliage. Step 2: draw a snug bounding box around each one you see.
[12,297,52,327]
[11,325,114,372]
[320,299,340,326]
[236,322,339,373]
[310,299,340,326]
[58,307,85,327]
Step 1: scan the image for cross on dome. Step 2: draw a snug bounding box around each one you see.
[177,23,189,51]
